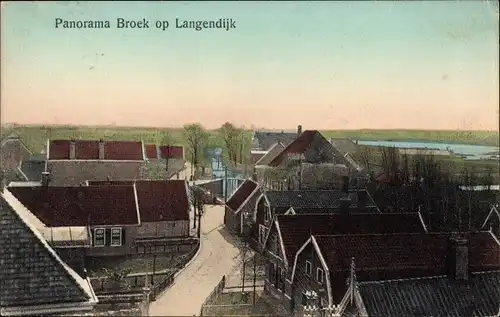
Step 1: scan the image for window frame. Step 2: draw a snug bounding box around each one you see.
[110,227,123,247]
[305,260,312,276]
[93,228,106,247]
[316,267,324,284]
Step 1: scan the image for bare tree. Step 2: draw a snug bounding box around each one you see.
[183,124,209,179]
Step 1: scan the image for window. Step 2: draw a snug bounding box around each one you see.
[305,260,312,276]
[316,268,324,284]
[93,228,105,247]
[276,266,284,291]
[258,225,267,244]
[110,228,122,246]
[264,209,269,223]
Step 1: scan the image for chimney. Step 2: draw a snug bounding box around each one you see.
[448,237,469,281]
[98,139,105,160]
[41,172,50,186]
[341,176,350,193]
[70,139,76,159]
[297,125,303,137]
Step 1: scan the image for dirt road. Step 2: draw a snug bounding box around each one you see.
[148,205,241,316]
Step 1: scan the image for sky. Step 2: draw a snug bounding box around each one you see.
[1,1,499,130]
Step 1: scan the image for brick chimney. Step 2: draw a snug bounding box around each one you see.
[297,125,303,137]
[69,139,76,159]
[98,139,105,160]
[41,171,50,187]
[448,237,469,281]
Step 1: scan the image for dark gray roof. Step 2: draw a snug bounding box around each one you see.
[264,190,378,212]
[19,159,45,181]
[0,194,92,309]
[253,131,297,151]
[358,271,500,317]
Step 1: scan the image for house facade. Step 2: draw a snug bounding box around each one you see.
[223,178,261,236]
[261,212,429,315]
[260,130,369,191]
[1,191,98,316]
[8,179,191,257]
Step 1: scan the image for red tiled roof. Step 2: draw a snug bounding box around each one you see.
[275,213,426,265]
[49,140,71,160]
[314,231,499,277]
[159,146,184,159]
[75,140,100,159]
[145,144,158,159]
[268,130,319,167]
[8,186,139,226]
[225,179,258,212]
[87,180,190,222]
[104,141,144,160]
[48,139,145,161]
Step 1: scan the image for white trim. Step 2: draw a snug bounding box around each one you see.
[16,167,30,182]
[0,191,98,312]
[418,211,428,233]
[481,206,500,229]
[366,190,381,213]
[141,140,147,161]
[284,207,296,215]
[93,227,106,247]
[1,136,33,155]
[254,142,286,165]
[240,211,244,235]
[275,220,288,269]
[133,183,142,225]
[253,194,264,222]
[227,178,260,214]
[316,267,324,283]
[305,260,312,276]
[110,227,122,246]
[490,230,500,246]
[353,287,369,317]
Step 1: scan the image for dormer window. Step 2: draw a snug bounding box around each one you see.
[316,268,324,284]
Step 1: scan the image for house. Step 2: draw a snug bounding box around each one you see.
[45,139,147,186]
[251,127,300,151]
[262,130,368,190]
[251,189,381,246]
[0,133,33,182]
[261,212,428,314]
[291,231,500,316]
[144,143,186,179]
[0,190,98,316]
[88,179,191,251]
[8,179,191,256]
[224,178,261,236]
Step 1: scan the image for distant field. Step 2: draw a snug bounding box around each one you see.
[321,129,499,147]
[1,125,498,154]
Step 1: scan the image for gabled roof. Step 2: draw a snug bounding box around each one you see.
[1,132,32,155]
[0,193,97,315]
[87,180,190,222]
[8,185,140,227]
[269,130,319,166]
[329,138,357,156]
[270,212,427,266]
[358,271,500,317]
[313,232,499,278]
[481,205,500,229]
[253,131,297,151]
[225,179,259,213]
[48,139,145,161]
[264,190,379,212]
[255,142,287,166]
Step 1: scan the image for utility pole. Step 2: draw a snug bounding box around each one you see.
[224,165,228,203]
[197,199,202,238]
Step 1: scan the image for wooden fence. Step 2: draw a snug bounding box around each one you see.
[200,276,226,316]
[91,240,200,299]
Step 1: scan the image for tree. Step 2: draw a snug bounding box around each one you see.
[183,124,209,179]
[218,122,244,166]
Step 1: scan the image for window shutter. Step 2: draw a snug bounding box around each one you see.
[121,228,126,245]
[105,228,111,246]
